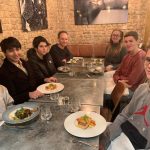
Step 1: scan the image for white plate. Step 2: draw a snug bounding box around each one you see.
[57,66,71,72]
[64,111,107,138]
[37,83,64,94]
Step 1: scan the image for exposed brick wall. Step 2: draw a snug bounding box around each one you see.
[0,0,149,55]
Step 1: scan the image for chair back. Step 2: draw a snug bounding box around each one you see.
[111,82,125,115]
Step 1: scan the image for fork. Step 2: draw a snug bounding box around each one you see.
[72,139,98,148]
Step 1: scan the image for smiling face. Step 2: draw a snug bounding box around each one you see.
[111,30,122,44]
[58,32,69,48]
[36,42,49,56]
[5,48,21,63]
[144,49,150,80]
[124,36,139,54]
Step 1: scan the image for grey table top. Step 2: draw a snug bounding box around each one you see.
[0,104,100,150]
[0,63,105,150]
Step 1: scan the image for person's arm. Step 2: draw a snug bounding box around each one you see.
[0,74,29,104]
[2,85,14,107]
[124,56,145,86]
[65,47,73,61]
[100,84,144,149]
[28,60,45,84]
[50,46,63,68]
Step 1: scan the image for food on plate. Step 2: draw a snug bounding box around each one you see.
[67,59,77,64]
[45,83,57,90]
[11,107,36,120]
[58,66,70,72]
[75,114,96,129]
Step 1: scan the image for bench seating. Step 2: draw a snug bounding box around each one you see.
[67,43,107,58]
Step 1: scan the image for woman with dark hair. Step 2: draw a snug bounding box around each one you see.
[104,29,127,71]
[27,36,57,85]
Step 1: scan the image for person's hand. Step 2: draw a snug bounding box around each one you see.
[118,80,131,88]
[105,65,113,72]
[29,90,44,99]
[62,59,67,64]
[44,77,57,83]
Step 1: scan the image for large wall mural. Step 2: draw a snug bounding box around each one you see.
[74,0,128,25]
[19,0,48,32]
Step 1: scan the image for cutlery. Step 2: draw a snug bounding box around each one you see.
[81,103,100,106]
[86,74,91,78]
[72,139,98,148]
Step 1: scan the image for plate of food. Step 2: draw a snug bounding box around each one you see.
[37,83,64,94]
[2,102,40,125]
[88,66,103,74]
[57,66,71,72]
[64,111,106,138]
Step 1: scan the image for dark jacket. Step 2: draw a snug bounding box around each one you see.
[50,44,73,68]
[27,48,56,85]
[0,59,37,104]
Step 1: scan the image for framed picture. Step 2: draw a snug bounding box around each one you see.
[0,20,2,33]
[19,0,48,32]
[74,0,128,25]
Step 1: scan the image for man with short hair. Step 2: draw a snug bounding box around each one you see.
[0,37,43,104]
[99,47,150,150]
[50,31,73,68]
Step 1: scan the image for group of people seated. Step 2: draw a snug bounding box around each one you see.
[0,29,150,149]
[0,30,73,119]
[104,30,146,113]
[101,30,150,149]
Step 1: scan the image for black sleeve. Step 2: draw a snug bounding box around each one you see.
[65,48,73,61]
[28,60,45,85]
[0,73,29,105]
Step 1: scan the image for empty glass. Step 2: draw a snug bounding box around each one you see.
[40,104,52,121]
[68,100,81,113]
[49,93,59,101]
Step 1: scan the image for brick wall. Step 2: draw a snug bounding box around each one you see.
[0,0,149,54]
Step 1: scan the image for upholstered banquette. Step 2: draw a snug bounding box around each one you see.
[67,43,107,58]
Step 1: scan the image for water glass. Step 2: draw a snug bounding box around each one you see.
[68,100,81,113]
[40,104,52,121]
[49,93,59,101]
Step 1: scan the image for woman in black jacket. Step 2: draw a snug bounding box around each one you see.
[27,36,57,85]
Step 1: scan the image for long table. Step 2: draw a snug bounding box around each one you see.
[0,61,105,150]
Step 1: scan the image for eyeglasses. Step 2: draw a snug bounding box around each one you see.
[145,57,150,65]
[112,34,120,37]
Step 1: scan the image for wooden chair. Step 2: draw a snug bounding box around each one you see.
[100,82,125,122]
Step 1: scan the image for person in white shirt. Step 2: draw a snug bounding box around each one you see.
[0,85,13,120]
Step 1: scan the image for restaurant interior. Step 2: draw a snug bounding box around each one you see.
[0,0,150,150]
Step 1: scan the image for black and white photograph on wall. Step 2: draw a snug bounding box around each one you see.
[74,0,128,25]
[0,20,2,33]
[19,0,48,32]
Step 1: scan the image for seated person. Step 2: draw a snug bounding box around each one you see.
[50,31,73,68]
[104,29,127,71]
[27,36,57,85]
[99,47,150,150]
[0,85,13,120]
[0,37,43,105]
[104,31,146,112]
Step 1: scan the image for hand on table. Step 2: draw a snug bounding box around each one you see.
[29,90,44,99]
[118,80,131,88]
[44,77,57,83]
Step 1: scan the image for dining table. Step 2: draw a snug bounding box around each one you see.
[0,57,106,150]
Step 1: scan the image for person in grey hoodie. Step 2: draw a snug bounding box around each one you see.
[27,36,57,86]
[99,47,150,150]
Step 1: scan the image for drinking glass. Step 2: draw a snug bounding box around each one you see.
[40,104,52,121]
[68,100,81,113]
[49,93,59,101]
